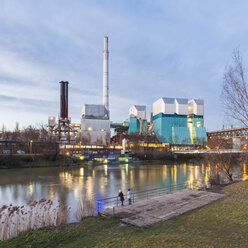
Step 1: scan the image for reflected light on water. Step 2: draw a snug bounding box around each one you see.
[173,165,177,184]
[86,176,93,199]
[80,168,84,176]
[162,165,167,181]
[194,166,199,178]
[183,163,186,175]
[49,185,54,198]
[29,183,33,197]
[243,163,248,181]
[130,170,134,188]
[121,168,126,193]
[186,167,194,188]
[104,165,108,176]
[125,164,129,175]
[59,172,73,189]
[205,165,210,184]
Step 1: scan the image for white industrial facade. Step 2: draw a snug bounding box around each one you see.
[188,99,204,116]
[81,116,110,146]
[175,98,188,115]
[81,104,110,146]
[129,105,146,120]
[153,97,189,116]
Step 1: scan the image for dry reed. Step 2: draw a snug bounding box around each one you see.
[0,199,70,240]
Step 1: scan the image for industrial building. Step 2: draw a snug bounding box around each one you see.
[127,105,147,135]
[153,97,207,145]
[80,36,111,146]
[81,104,110,145]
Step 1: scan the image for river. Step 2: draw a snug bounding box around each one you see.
[0,162,247,222]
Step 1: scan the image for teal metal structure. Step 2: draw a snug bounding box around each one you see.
[153,113,207,145]
[127,117,147,135]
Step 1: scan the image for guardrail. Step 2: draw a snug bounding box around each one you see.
[96,182,199,212]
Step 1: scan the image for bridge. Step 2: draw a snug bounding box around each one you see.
[207,127,248,138]
[173,149,245,155]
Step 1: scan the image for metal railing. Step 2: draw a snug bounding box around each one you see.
[96,182,199,212]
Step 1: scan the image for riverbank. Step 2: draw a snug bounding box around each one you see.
[0,153,208,169]
[0,154,75,169]
[1,180,248,248]
[0,154,165,169]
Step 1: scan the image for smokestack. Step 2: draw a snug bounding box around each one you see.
[60,81,65,119]
[59,81,69,119]
[64,81,69,119]
[103,36,109,118]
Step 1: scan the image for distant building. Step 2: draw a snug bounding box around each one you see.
[187,99,207,145]
[127,105,147,135]
[81,104,110,146]
[152,98,207,145]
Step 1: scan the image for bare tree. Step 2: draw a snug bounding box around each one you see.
[205,138,242,183]
[222,49,248,125]
[207,153,234,183]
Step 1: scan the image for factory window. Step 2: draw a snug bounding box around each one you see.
[196,121,201,127]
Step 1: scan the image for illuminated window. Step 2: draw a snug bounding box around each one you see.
[196,121,201,127]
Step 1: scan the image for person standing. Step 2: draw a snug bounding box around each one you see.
[127,189,132,205]
[118,190,124,206]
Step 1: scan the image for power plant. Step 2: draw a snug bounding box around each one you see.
[48,37,207,148]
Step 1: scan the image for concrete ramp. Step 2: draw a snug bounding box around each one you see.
[101,190,224,227]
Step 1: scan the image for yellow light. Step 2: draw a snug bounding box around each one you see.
[88,127,92,131]
[66,152,70,156]
[29,183,33,196]
[80,156,84,160]
[80,168,84,176]
[104,159,108,163]
[104,164,108,176]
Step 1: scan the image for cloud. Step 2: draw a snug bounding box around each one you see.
[1,0,248,130]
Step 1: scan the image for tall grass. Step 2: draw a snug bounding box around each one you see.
[0,199,70,240]
[75,197,95,221]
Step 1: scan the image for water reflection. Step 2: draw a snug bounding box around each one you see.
[0,162,246,222]
[242,163,248,181]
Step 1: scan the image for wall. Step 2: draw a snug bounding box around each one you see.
[81,118,110,145]
[127,117,147,135]
[153,114,188,143]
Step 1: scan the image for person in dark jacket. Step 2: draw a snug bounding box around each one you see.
[118,190,124,206]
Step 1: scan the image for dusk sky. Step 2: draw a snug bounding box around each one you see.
[1,0,248,131]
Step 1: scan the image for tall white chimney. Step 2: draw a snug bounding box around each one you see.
[103,36,109,119]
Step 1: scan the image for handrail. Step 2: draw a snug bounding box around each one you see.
[97,182,199,212]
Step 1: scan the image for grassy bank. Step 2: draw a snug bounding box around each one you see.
[1,181,248,247]
[0,154,76,169]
